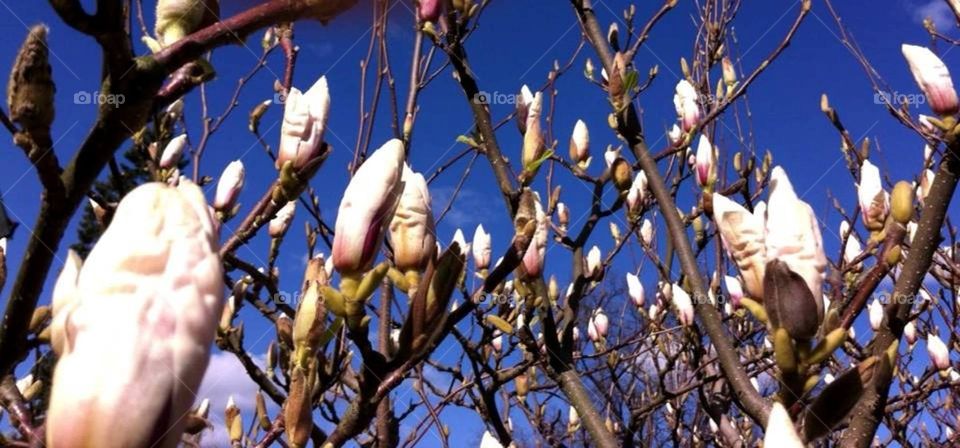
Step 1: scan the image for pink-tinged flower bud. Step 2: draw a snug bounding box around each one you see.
[472,224,491,270]
[626,273,644,307]
[695,135,715,188]
[418,0,441,22]
[269,200,296,238]
[648,302,660,320]
[589,308,609,340]
[521,198,548,278]
[522,92,545,168]
[516,85,535,134]
[902,44,959,116]
[626,171,648,213]
[868,299,884,331]
[927,333,951,371]
[673,80,701,132]
[712,193,766,299]
[569,119,591,168]
[723,275,743,308]
[214,160,244,212]
[766,167,827,309]
[277,76,331,170]
[639,219,654,246]
[480,431,504,448]
[491,331,503,352]
[333,139,405,275]
[905,320,918,345]
[668,124,683,146]
[670,283,695,326]
[919,169,935,205]
[858,160,888,230]
[47,181,222,448]
[389,164,436,272]
[159,134,187,169]
[451,228,471,256]
[764,402,804,448]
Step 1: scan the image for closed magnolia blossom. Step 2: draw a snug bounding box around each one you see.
[723,275,743,308]
[919,169,935,205]
[905,320,918,345]
[389,164,436,272]
[277,76,330,170]
[451,229,470,255]
[843,233,863,268]
[516,85,535,134]
[593,308,609,337]
[858,160,888,230]
[159,134,187,169]
[585,246,602,278]
[213,160,244,212]
[764,402,804,448]
[626,171,647,213]
[332,139,405,275]
[869,299,884,331]
[639,219,654,246]
[569,119,591,168]
[522,91,545,168]
[417,0,441,22]
[626,272,644,307]
[568,405,580,427]
[668,124,683,146]
[927,333,951,371]
[902,44,959,116]
[155,0,218,46]
[671,283,695,326]
[694,135,715,188]
[472,224,491,270]
[673,79,701,132]
[269,200,296,238]
[604,146,620,168]
[521,197,548,278]
[712,193,766,299]
[47,181,223,448]
[766,167,827,310]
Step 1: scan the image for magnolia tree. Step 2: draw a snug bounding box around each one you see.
[0,0,958,447]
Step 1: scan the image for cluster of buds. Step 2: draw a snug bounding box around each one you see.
[47,181,223,447]
[713,167,827,340]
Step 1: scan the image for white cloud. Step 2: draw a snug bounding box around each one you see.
[914,1,954,28]
[193,351,269,447]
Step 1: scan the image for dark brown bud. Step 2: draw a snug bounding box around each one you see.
[763,260,822,341]
[7,25,55,136]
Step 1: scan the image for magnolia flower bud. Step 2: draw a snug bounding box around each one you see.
[764,402,804,448]
[557,202,570,227]
[214,160,244,212]
[569,119,591,168]
[269,201,297,238]
[521,197,548,278]
[712,194,766,299]
[569,405,580,428]
[418,0,441,22]
[626,171,648,213]
[225,395,243,443]
[277,76,331,170]
[667,124,683,146]
[902,44,959,116]
[673,80,701,132]
[604,146,620,168]
[333,140,405,275]
[160,135,187,169]
[491,331,503,352]
[891,181,915,224]
[639,219,654,246]
[472,224,491,270]
[695,135,715,188]
[588,309,609,341]
[480,431,504,448]
[858,160,888,230]
[919,169,935,205]
[389,164,436,272]
[928,333,951,371]
[766,167,827,307]
[611,158,633,192]
[723,275,743,308]
[905,320,918,345]
[585,246,602,278]
[516,85,535,134]
[671,283,695,326]
[721,57,737,86]
[843,233,863,269]
[47,182,222,448]
[522,92,545,169]
[451,229,470,257]
[868,299,884,331]
[626,273,644,307]
[155,0,218,47]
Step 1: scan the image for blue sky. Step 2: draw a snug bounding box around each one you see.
[1,0,958,445]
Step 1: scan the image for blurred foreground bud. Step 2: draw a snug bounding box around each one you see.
[389,164,436,272]
[333,139,405,275]
[480,431,504,448]
[418,0,441,22]
[902,44,958,116]
[155,0,219,47]
[723,275,743,308]
[277,77,331,170]
[764,402,803,448]
[47,182,223,448]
